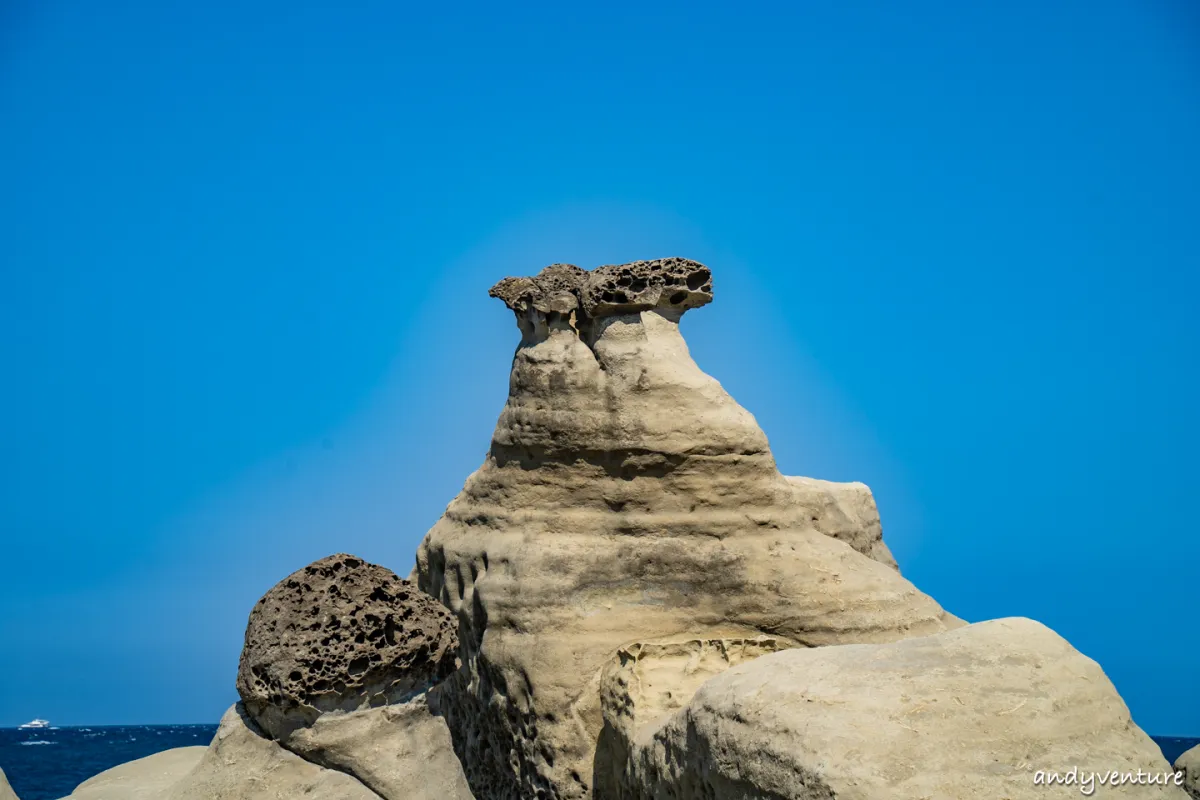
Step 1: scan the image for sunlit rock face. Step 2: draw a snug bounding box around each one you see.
[416,258,959,799]
[617,618,1186,800]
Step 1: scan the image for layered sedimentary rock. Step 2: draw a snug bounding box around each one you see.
[416,258,960,799]
[785,475,897,569]
[619,617,1184,799]
[59,747,206,799]
[1178,744,1200,799]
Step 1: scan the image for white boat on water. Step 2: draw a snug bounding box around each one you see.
[18,719,50,729]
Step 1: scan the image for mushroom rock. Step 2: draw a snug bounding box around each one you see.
[416,258,960,799]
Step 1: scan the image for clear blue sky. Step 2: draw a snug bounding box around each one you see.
[1,0,1197,735]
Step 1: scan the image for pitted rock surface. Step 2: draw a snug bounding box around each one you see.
[580,257,712,317]
[487,258,713,323]
[237,553,458,741]
[489,263,587,315]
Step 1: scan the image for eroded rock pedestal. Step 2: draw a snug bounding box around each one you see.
[416,258,961,799]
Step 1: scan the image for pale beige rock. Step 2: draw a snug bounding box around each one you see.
[169,704,378,800]
[1177,744,1200,799]
[416,259,960,798]
[785,475,897,569]
[594,634,798,798]
[285,688,474,799]
[623,617,1185,799]
[60,746,205,800]
[0,767,19,800]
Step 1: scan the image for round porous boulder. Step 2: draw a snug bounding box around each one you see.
[236,553,458,741]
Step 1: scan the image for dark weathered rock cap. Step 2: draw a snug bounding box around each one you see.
[580,257,712,317]
[236,553,459,741]
[488,257,714,320]
[489,263,587,315]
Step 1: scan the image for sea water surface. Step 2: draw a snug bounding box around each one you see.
[0,725,217,800]
[0,725,1196,800]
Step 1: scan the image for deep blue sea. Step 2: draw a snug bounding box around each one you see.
[0,725,1195,800]
[0,725,217,800]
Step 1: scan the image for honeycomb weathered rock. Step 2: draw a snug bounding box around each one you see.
[236,553,458,741]
[579,257,712,317]
[488,263,587,315]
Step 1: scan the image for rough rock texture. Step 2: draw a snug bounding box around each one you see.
[170,704,379,800]
[237,553,458,740]
[579,258,713,318]
[60,747,206,799]
[1177,744,1200,799]
[622,618,1184,799]
[285,688,474,800]
[594,634,797,798]
[490,263,588,316]
[785,476,898,569]
[0,768,19,800]
[416,258,960,798]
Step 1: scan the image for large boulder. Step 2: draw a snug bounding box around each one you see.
[1177,744,1200,799]
[416,258,960,798]
[237,553,458,740]
[618,617,1185,799]
[226,553,473,799]
[58,747,206,799]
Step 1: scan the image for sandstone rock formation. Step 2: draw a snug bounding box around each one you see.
[594,634,796,798]
[0,767,19,800]
[615,617,1184,799]
[1178,744,1200,799]
[785,475,897,569]
[416,258,961,798]
[48,257,1175,800]
[59,747,206,800]
[170,704,380,800]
